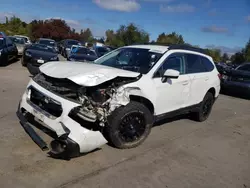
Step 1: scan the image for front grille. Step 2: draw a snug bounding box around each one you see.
[29,87,63,117]
[33,73,81,99]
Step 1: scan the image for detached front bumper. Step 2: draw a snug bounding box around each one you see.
[17,79,107,158]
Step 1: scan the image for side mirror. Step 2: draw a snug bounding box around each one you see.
[163,69,180,79]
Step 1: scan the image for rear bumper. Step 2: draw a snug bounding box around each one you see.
[17,79,108,158]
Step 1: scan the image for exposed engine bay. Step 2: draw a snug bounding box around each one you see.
[33,73,141,128]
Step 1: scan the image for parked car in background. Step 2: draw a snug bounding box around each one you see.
[0,34,18,65]
[61,39,81,58]
[68,46,98,62]
[37,38,58,53]
[14,35,31,44]
[9,36,26,56]
[94,46,111,57]
[221,63,250,97]
[22,44,58,74]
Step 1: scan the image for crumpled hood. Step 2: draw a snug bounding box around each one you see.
[39,61,140,87]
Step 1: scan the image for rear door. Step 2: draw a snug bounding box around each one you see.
[185,53,211,106]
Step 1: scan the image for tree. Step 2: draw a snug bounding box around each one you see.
[31,19,71,40]
[221,53,229,63]
[244,38,250,62]
[156,32,185,45]
[230,51,245,64]
[205,48,221,62]
[106,23,149,47]
[80,28,93,42]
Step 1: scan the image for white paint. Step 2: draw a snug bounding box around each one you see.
[40,61,140,87]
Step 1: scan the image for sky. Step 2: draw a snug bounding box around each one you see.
[0,0,250,54]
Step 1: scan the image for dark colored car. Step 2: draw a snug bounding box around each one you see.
[22,44,58,75]
[37,38,58,53]
[0,34,18,65]
[68,47,98,62]
[61,39,81,58]
[94,46,111,57]
[221,63,250,97]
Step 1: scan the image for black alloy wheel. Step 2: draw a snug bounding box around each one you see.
[118,111,146,143]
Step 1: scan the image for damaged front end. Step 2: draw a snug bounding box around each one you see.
[34,73,140,126]
[17,72,141,159]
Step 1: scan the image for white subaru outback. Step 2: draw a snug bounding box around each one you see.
[17,44,220,159]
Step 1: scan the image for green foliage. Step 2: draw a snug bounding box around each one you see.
[105,23,150,47]
[156,32,185,45]
[230,51,245,64]
[0,16,29,36]
[244,38,250,62]
[221,53,229,63]
[204,48,221,62]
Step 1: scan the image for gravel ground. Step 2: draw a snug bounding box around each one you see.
[0,57,249,188]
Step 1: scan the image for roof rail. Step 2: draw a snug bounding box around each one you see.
[168,44,206,54]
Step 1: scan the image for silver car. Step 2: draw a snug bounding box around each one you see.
[9,36,27,55]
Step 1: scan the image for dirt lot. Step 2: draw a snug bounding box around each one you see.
[0,58,250,188]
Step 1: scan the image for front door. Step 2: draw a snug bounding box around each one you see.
[153,53,191,115]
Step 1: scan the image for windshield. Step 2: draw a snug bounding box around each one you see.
[94,47,162,74]
[39,40,55,47]
[10,37,25,44]
[29,44,56,53]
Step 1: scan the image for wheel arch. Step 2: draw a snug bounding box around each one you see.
[129,95,155,115]
[207,87,216,98]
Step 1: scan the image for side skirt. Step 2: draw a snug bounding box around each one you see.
[154,103,201,122]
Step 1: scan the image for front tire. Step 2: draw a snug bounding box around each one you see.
[106,101,154,149]
[193,92,214,122]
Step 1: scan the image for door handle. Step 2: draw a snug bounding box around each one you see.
[182,81,189,85]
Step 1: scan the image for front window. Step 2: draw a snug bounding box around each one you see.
[94,48,162,74]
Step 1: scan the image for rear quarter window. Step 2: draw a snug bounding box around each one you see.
[200,56,214,72]
[185,54,207,74]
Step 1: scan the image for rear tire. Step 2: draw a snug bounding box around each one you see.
[193,92,214,122]
[106,101,154,149]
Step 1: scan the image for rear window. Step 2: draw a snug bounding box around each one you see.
[185,54,207,74]
[200,56,214,72]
